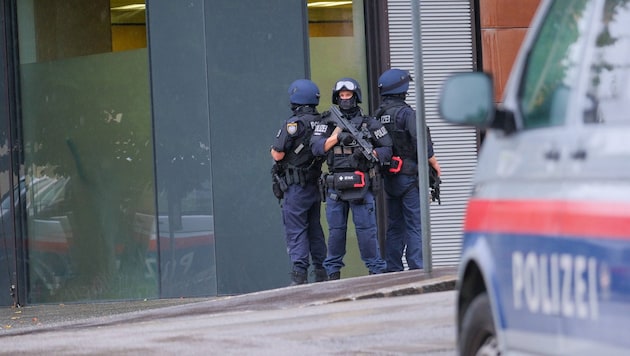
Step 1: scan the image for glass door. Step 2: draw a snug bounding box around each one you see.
[307,0,371,278]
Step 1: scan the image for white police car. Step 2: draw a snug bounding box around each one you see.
[439,0,630,354]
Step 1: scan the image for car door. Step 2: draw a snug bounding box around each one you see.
[476,1,603,353]
[555,0,630,351]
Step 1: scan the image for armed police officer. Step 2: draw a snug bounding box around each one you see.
[271,79,328,285]
[311,78,392,279]
[374,68,441,272]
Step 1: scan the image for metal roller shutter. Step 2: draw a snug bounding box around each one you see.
[386,0,477,266]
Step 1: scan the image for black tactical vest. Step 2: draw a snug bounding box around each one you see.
[327,117,372,173]
[375,101,417,163]
[283,112,319,168]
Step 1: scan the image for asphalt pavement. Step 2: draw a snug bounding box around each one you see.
[0,267,457,335]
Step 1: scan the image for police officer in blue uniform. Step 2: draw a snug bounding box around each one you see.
[311,78,393,279]
[374,69,441,271]
[271,79,328,285]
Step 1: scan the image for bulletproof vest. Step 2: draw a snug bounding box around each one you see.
[283,112,320,169]
[375,101,417,162]
[327,117,371,173]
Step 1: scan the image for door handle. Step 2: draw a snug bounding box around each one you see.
[544,149,560,161]
[570,149,587,160]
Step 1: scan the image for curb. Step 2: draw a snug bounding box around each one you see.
[329,275,456,303]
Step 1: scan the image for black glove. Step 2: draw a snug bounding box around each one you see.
[348,149,364,168]
[337,132,354,145]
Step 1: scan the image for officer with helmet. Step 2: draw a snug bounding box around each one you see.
[374,68,441,271]
[271,79,328,285]
[311,77,392,279]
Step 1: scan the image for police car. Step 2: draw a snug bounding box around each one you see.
[439,0,630,354]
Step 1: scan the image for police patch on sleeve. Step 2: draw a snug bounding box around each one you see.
[287,122,298,135]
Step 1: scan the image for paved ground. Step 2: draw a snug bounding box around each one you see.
[0,267,457,334]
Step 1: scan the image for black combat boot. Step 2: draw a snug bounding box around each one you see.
[328,271,340,280]
[314,268,328,282]
[290,270,307,286]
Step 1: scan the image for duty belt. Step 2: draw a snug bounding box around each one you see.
[285,167,310,186]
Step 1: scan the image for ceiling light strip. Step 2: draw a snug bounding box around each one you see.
[308,1,353,8]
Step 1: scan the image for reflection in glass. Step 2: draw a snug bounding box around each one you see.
[17,1,158,302]
[156,180,215,297]
[519,0,593,129]
[585,0,630,125]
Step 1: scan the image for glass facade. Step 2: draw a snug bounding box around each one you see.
[16,0,157,303]
[0,0,373,305]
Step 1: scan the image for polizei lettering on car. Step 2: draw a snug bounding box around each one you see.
[439,0,630,354]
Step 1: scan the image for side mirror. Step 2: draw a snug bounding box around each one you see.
[439,72,495,128]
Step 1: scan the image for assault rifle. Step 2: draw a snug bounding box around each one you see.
[327,105,379,164]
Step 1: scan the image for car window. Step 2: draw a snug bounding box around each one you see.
[519,0,595,129]
[584,0,630,125]
[156,180,212,216]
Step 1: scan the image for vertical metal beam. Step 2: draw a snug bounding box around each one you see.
[1,0,27,306]
[364,0,391,258]
[411,0,432,272]
[363,0,390,114]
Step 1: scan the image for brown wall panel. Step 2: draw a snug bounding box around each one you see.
[481,28,527,102]
[480,0,541,28]
[479,0,541,102]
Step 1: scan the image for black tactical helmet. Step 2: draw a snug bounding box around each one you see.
[332,77,362,104]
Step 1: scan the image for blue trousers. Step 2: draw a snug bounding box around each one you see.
[282,183,327,274]
[384,174,423,271]
[323,189,386,275]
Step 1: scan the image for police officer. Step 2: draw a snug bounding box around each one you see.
[374,68,441,272]
[311,78,392,279]
[271,79,328,285]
